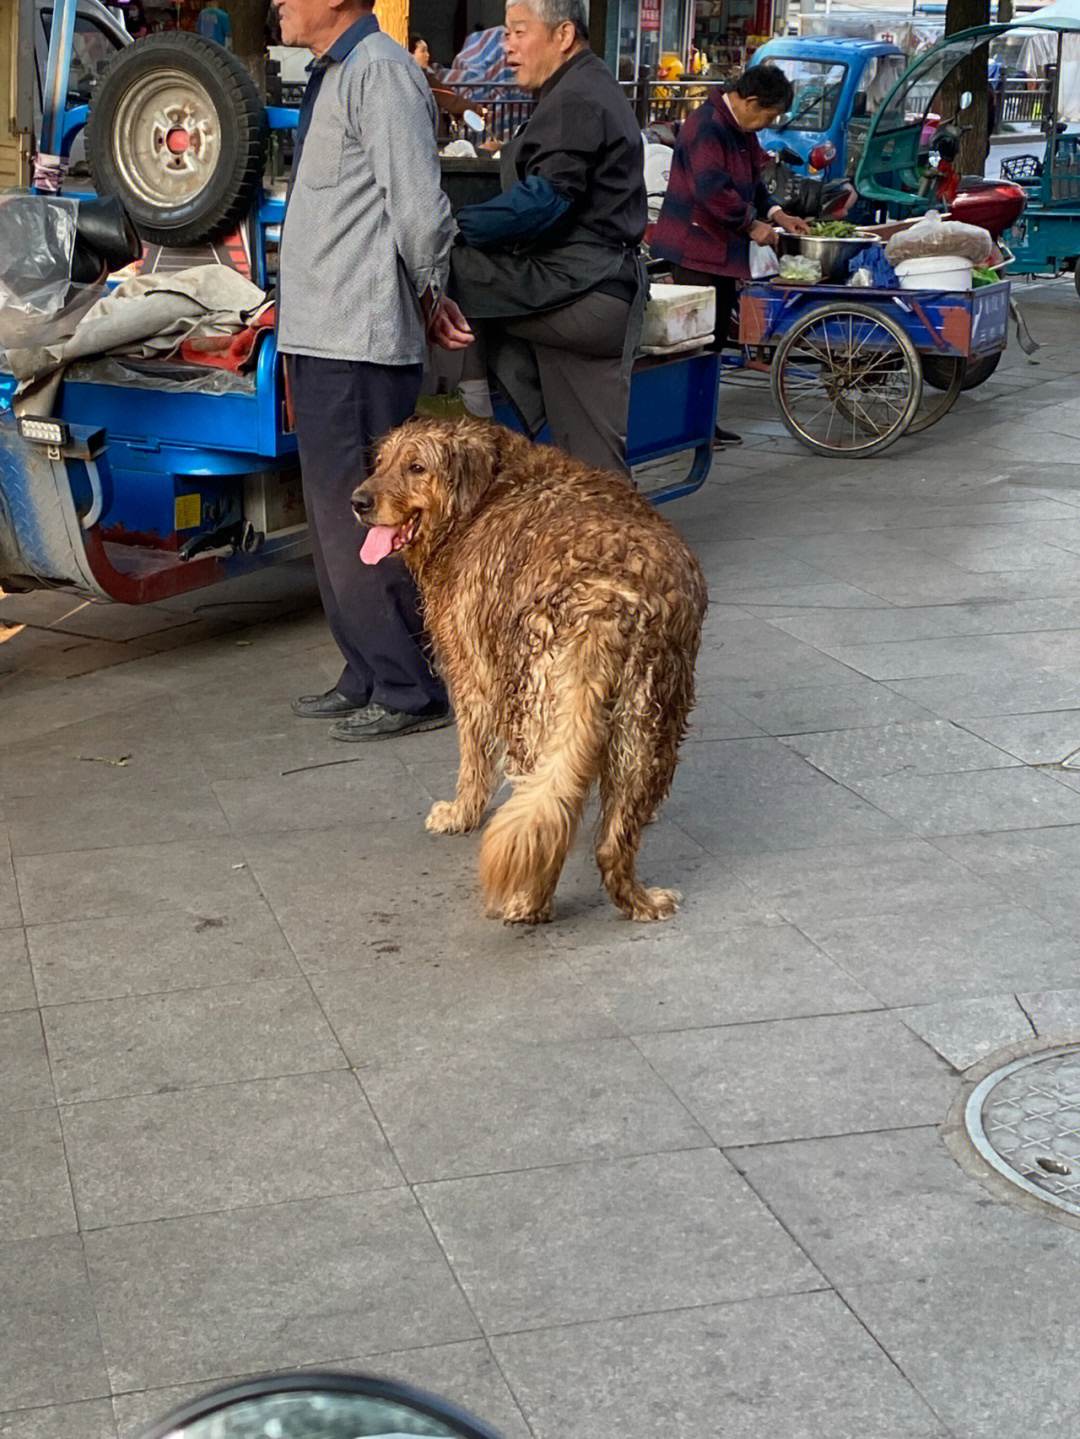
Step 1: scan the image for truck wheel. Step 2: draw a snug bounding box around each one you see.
[922,351,1001,392]
[86,33,266,247]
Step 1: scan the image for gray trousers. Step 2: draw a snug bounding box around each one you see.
[503,289,633,476]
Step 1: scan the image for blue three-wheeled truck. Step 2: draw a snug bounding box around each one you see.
[0,0,720,605]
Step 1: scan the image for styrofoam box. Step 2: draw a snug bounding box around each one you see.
[641,283,716,349]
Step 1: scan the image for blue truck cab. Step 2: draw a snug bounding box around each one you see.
[748,37,907,181]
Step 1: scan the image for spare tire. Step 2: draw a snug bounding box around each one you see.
[86,33,267,247]
[922,351,1001,392]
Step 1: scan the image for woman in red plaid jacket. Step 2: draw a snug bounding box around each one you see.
[650,65,808,445]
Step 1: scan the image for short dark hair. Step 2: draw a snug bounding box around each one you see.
[409,33,425,51]
[730,64,794,112]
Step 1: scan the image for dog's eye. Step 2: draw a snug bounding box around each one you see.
[408,462,426,475]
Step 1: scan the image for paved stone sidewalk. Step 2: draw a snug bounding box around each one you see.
[3,277,1080,1439]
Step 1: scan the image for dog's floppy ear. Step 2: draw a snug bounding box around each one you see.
[442,417,500,518]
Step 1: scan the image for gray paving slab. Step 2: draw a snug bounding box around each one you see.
[895,994,1037,1070]
[27,902,298,1005]
[489,1293,949,1439]
[840,764,1080,837]
[732,1125,1070,1292]
[360,1035,709,1182]
[667,742,908,857]
[60,1071,400,1229]
[0,1107,76,1240]
[0,927,34,1011]
[932,825,1080,933]
[417,1148,822,1333]
[883,666,1080,721]
[0,846,21,929]
[954,707,1080,764]
[723,678,936,735]
[637,1010,957,1146]
[0,700,205,800]
[783,719,1019,781]
[0,1010,54,1112]
[5,776,230,858]
[801,900,1080,1008]
[0,1234,109,1408]
[14,836,264,926]
[309,947,619,1072]
[110,1343,533,1439]
[845,1261,1080,1438]
[210,754,434,835]
[1016,986,1080,1041]
[42,980,347,1104]
[84,1192,479,1392]
[691,614,865,688]
[538,820,780,938]
[0,1399,116,1439]
[560,915,878,1034]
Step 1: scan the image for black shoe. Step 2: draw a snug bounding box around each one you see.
[714,427,743,447]
[329,702,454,742]
[291,688,363,719]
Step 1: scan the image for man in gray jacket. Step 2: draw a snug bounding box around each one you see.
[276,0,471,740]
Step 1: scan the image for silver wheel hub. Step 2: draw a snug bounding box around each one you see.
[112,68,221,208]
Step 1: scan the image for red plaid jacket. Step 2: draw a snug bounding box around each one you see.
[649,89,774,279]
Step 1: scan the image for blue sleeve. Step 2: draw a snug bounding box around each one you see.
[455,174,572,250]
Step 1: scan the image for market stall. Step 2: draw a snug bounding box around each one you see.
[737,216,1010,456]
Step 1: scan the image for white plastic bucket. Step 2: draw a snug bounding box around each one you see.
[894,254,974,291]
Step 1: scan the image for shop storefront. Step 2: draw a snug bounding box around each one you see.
[692,0,775,74]
[602,0,774,81]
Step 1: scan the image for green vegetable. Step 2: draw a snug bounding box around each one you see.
[808,220,859,238]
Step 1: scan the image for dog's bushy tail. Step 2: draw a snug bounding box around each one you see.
[479,642,609,922]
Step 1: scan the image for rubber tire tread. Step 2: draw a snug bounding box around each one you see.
[770,301,922,458]
[922,350,1001,392]
[909,353,964,433]
[86,33,266,247]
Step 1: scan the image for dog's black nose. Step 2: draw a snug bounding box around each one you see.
[352,489,374,519]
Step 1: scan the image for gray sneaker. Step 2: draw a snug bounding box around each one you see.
[328,702,453,742]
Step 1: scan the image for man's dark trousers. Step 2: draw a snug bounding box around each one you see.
[287,354,447,714]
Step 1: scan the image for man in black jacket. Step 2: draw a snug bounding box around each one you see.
[446,0,647,476]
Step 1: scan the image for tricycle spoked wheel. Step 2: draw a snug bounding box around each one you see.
[770,302,923,457]
[909,353,965,433]
[87,33,266,247]
[922,350,1001,392]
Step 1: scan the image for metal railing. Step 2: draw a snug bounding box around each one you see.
[999,78,1053,125]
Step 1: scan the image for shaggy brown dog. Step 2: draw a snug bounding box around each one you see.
[353,417,707,924]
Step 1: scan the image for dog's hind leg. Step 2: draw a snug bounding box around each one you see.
[479,649,606,924]
[595,654,694,922]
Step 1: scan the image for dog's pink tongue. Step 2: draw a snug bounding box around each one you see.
[360,526,397,565]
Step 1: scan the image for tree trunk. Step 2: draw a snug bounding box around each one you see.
[229,0,269,94]
[375,0,408,44]
[226,0,409,96]
[943,0,991,175]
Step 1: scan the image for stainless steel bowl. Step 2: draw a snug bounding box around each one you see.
[777,231,869,281]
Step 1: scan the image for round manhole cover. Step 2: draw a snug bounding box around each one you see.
[965,1045,1080,1217]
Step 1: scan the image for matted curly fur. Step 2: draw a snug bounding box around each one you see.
[353,417,708,923]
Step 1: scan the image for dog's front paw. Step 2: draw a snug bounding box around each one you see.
[426,800,475,835]
[625,886,682,922]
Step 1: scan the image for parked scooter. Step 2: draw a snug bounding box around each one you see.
[761,143,858,222]
[134,1372,504,1439]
